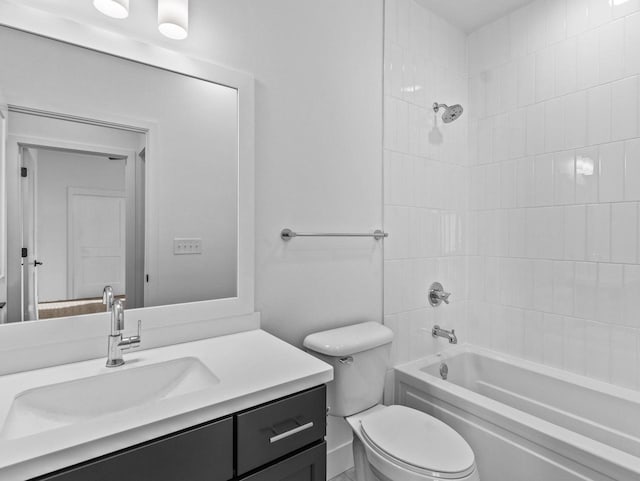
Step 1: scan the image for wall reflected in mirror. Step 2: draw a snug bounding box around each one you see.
[0,26,239,323]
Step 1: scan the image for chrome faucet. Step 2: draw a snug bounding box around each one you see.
[428,282,451,307]
[432,325,457,344]
[103,286,141,367]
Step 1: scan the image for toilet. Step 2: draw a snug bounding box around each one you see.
[303,321,479,481]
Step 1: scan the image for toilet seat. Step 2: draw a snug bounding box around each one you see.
[359,405,476,479]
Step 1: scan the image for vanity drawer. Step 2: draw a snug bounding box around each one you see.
[239,441,326,481]
[236,385,326,475]
[36,416,233,481]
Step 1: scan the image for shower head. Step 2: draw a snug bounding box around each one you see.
[433,102,464,123]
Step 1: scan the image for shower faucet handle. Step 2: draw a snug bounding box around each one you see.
[428,282,451,307]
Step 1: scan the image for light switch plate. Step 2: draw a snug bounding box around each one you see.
[173,238,202,255]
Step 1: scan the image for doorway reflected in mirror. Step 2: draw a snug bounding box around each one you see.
[8,111,145,322]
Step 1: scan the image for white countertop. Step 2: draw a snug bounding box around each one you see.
[0,329,333,480]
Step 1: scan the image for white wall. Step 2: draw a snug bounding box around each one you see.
[36,149,125,302]
[250,1,384,347]
[383,0,469,373]
[467,0,640,390]
[384,0,640,393]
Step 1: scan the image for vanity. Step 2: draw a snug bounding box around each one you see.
[0,329,333,480]
[38,387,327,481]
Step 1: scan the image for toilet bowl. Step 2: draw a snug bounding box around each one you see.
[347,405,479,481]
[303,322,480,481]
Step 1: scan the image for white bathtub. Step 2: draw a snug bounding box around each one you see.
[394,345,640,481]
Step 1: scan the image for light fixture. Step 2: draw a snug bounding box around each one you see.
[93,0,129,19]
[158,0,189,40]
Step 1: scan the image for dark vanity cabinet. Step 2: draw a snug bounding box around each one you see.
[35,418,234,481]
[34,385,326,481]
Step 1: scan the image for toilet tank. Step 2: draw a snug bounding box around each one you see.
[303,322,394,417]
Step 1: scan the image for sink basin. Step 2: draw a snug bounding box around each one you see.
[0,357,219,439]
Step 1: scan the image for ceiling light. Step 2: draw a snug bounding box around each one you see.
[93,0,129,19]
[158,0,189,40]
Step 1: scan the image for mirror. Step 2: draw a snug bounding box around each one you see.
[0,26,239,323]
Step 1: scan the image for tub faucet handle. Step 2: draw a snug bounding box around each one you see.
[429,282,451,307]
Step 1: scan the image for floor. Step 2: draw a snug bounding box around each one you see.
[330,467,356,481]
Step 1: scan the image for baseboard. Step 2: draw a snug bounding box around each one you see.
[327,439,354,480]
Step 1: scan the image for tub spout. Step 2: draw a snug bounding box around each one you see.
[432,325,457,344]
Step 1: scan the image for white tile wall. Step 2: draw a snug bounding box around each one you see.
[383,0,469,365]
[384,0,640,393]
[467,0,640,390]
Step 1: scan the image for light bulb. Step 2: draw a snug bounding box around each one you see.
[93,0,129,19]
[158,0,189,40]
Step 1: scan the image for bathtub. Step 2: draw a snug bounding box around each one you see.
[394,345,640,481]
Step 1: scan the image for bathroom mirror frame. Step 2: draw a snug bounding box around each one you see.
[0,1,255,360]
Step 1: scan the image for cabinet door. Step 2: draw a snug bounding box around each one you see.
[240,442,326,481]
[35,417,233,481]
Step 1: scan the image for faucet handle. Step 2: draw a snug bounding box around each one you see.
[119,320,142,351]
[428,282,451,307]
[135,319,141,339]
[441,291,451,304]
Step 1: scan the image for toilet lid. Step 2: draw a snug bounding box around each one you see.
[360,405,475,474]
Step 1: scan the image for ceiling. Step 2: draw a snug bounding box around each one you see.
[415,0,535,33]
[4,0,245,64]
[10,0,534,58]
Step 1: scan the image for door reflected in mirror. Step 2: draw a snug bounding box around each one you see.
[0,26,239,323]
[16,115,145,321]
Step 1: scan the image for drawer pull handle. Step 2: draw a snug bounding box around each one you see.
[269,422,314,443]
